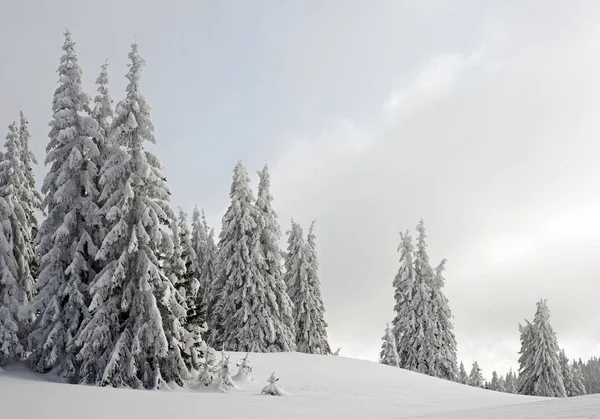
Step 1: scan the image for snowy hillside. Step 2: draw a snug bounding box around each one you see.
[2,352,599,419]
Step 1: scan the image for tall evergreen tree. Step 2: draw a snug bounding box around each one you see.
[174,209,207,370]
[489,371,500,391]
[0,195,23,364]
[73,43,190,388]
[518,300,566,397]
[392,231,414,367]
[208,161,271,351]
[393,229,434,374]
[254,165,295,351]
[0,122,35,315]
[517,320,535,395]
[17,112,42,284]
[467,361,484,388]
[458,361,468,384]
[28,30,100,381]
[199,226,217,324]
[285,220,331,354]
[190,206,210,319]
[431,257,458,381]
[379,323,400,367]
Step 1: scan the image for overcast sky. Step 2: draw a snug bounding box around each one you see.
[2,0,600,378]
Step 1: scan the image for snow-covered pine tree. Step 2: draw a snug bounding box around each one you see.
[518,300,566,397]
[458,361,468,384]
[517,320,535,395]
[17,112,42,286]
[467,361,484,388]
[505,369,517,393]
[379,322,400,367]
[74,43,190,389]
[254,165,295,351]
[28,30,101,382]
[393,229,434,374]
[191,206,212,323]
[284,220,331,354]
[175,208,208,371]
[431,257,458,381]
[559,349,575,397]
[190,206,208,277]
[298,221,331,354]
[91,61,113,156]
[489,371,500,391]
[0,122,35,319]
[572,361,586,396]
[0,190,23,365]
[209,161,273,351]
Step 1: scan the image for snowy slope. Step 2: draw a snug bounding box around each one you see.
[1,352,599,419]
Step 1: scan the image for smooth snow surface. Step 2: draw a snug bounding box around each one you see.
[1,352,599,418]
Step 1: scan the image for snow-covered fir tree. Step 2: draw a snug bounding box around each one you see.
[253,165,295,351]
[73,43,191,388]
[559,349,575,397]
[392,229,434,374]
[572,361,587,396]
[431,256,458,381]
[505,369,517,393]
[379,323,400,367]
[174,209,208,371]
[208,161,273,351]
[190,206,208,289]
[0,194,23,364]
[489,371,501,391]
[0,124,26,364]
[91,61,113,156]
[518,300,566,397]
[458,361,468,384]
[285,220,331,354]
[28,30,101,382]
[17,111,42,285]
[517,320,535,395]
[467,361,484,388]
[199,225,217,323]
[0,122,35,318]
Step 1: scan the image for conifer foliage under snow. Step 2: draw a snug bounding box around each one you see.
[517,300,566,397]
[379,323,400,367]
[285,220,331,354]
[29,30,101,381]
[75,43,191,389]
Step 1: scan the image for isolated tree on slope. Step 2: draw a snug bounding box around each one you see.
[253,165,295,351]
[559,349,575,396]
[17,112,42,284]
[74,43,190,388]
[29,30,100,381]
[285,220,331,354]
[518,300,566,397]
[571,361,586,396]
[467,361,484,388]
[379,323,400,367]
[458,362,468,384]
[431,257,458,381]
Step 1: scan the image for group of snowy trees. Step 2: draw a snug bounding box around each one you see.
[0,30,330,390]
[459,300,586,397]
[206,162,331,355]
[380,221,458,381]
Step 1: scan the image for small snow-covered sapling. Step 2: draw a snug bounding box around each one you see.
[261,372,287,396]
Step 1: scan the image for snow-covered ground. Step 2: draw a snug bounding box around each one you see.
[1,352,599,418]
